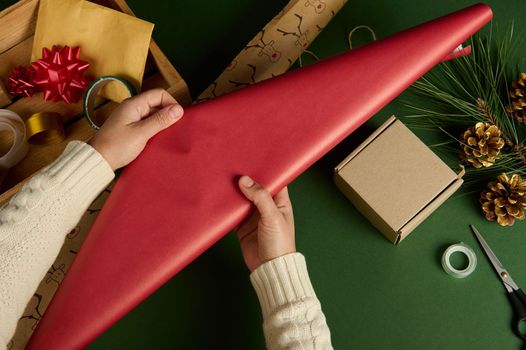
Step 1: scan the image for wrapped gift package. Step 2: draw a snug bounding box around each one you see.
[334,116,465,244]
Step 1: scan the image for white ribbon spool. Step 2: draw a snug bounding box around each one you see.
[0,109,29,177]
[441,242,477,278]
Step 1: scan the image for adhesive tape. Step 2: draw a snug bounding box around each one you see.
[83,76,137,130]
[441,242,477,278]
[0,109,29,170]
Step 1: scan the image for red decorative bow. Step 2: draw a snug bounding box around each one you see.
[6,66,40,98]
[31,45,91,104]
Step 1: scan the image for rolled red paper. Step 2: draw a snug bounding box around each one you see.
[28,4,493,349]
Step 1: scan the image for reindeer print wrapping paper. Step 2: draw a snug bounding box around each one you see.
[196,0,347,102]
[7,181,115,350]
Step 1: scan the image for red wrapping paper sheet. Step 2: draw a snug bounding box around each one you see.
[28,4,492,349]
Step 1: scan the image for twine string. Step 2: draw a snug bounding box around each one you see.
[348,25,377,49]
[298,25,376,67]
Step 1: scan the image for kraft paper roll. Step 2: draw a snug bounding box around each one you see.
[197,0,348,102]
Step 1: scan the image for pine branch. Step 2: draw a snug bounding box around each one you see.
[401,24,526,192]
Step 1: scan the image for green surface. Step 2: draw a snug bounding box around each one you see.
[2,0,524,348]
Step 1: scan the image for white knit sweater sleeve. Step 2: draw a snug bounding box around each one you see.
[0,141,114,348]
[250,253,333,350]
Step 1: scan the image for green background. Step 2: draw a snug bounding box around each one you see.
[4,0,526,348]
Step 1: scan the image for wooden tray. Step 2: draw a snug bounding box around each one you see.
[0,0,192,206]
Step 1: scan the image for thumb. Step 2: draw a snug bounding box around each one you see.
[238,176,279,220]
[138,104,184,139]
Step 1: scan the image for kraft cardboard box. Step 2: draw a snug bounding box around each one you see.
[334,116,464,244]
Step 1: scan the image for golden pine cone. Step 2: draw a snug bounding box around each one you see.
[506,72,526,123]
[460,122,505,168]
[481,173,526,226]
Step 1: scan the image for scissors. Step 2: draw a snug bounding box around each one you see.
[470,225,526,342]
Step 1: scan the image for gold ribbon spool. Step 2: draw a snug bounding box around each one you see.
[25,112,66,145]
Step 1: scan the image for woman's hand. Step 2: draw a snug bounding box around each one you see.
[89,88,184,171]
[236,176,296,272]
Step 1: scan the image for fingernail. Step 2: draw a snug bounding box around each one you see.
[168,104,184,121]
[241,176,255,188]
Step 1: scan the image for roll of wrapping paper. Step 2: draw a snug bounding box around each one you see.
[196,0,348,102]
[10,1,347,346]
[11,3,349,342]
[25,112,66,145]
[0,109,29,185]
